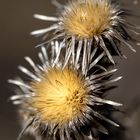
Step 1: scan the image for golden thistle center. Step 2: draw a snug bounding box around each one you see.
[63,1,112,38]
[31,68,87,125]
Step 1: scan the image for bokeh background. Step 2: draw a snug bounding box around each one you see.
[0,0,140,140]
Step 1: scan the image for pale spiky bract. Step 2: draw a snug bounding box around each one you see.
[31,0,139,65]
[9,42,122,140]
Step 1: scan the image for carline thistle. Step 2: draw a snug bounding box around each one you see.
[8,42,122,140]
[31,0,139,66]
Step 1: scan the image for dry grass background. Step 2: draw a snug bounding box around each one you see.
[0,0,140,140]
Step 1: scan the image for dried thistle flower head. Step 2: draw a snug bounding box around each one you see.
[31,0,139,65]
[31,67,88,125]
[9,42,122,140]
[62,0,112,38]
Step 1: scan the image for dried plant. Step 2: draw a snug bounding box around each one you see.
[8,0,139,140]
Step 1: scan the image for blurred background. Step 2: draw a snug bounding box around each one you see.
[0,0,140,140]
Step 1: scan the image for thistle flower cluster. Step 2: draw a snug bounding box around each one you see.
[9,0,139,140]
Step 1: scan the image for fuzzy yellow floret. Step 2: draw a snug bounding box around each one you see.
[31,68,87,125]
[63,0,112,38]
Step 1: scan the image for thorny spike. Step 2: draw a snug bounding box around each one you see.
[34,14,59,22]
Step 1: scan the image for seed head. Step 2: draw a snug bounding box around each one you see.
[9,42,122,140]
[62,0,112,38]
[31,0,139,65]
[31,67,87,125]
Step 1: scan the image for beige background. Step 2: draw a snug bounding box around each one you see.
[0,0,140,140]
